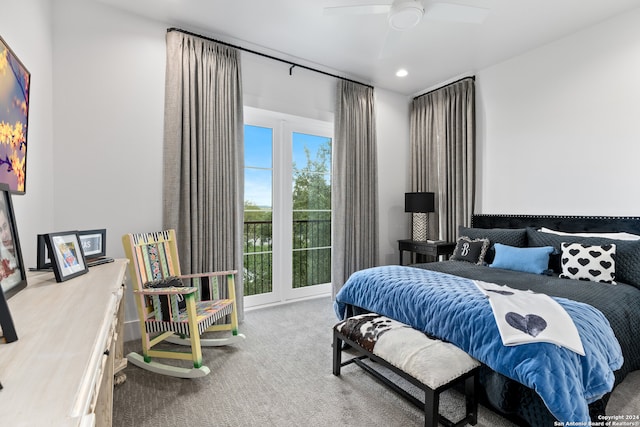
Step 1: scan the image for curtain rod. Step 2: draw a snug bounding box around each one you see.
[167,27,374,89]
[413,75,475,100]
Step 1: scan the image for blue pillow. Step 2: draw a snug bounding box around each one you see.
[489,243,554,274]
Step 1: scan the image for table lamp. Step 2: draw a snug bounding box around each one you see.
[405,192,435,241]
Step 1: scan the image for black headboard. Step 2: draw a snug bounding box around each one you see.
[471,214,640,235]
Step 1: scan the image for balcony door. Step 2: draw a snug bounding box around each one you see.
[243,107,332,308]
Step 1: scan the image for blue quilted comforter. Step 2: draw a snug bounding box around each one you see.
[334,266,623,423]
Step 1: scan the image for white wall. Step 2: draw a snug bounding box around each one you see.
[52,0,166,249]
[242,52,336,123]
[475,8,640,216]
[376,89,410,265]
[2,0,55,269]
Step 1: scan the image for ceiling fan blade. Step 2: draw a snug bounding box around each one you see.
[323,4,391,16]
[378,27,405,59]
[424,3,489,24]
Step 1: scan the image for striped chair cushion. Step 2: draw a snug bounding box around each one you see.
[145,299,234,336]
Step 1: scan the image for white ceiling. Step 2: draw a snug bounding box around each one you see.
[95,0,640,95]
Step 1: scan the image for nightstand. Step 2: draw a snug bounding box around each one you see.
[398,239,456,266]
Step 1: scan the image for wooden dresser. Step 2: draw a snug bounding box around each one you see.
[0,259,128,427]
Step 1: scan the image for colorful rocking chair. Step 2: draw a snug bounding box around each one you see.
[122,229,245,378]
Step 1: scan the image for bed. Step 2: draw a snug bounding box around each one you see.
[334,214,640,426]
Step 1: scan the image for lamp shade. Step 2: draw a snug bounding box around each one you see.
[405,192,435,213]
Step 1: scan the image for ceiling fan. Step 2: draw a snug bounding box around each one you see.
[324,0,489,56]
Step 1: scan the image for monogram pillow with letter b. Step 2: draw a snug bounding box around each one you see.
[451,236,490,265]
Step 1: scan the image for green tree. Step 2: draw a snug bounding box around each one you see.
[291,141,331,287]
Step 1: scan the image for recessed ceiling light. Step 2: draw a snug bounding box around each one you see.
[396,69,408,77]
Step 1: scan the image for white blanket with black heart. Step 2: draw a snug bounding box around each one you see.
[474,280,585,355]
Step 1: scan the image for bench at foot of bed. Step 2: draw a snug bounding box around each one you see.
[333,313,480,427]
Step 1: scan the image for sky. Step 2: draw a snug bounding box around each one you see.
[244,124,330,208]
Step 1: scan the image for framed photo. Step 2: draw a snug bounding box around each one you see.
[78,229,106,259]
[45,231,88,282]
[36,234,51,269]
[0,183,25,342]
[0,183,26,298]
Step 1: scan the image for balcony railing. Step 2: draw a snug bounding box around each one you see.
[243,219,331,296]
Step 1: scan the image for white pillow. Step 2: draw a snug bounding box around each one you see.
[539,227,640,241]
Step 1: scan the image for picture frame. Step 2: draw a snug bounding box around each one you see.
[36,234,50,269]
[45,231,88,282]
[0,36,31,194]
[37,228,107,270]
[0,183,25,343]
[0,183,26,298]
[78,229,106,259]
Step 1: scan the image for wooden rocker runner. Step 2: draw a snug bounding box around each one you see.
[122,229,245,378]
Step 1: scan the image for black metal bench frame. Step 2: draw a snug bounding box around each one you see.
[333,327,479,427]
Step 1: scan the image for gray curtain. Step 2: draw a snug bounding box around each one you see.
[332,80,379,297]
[409,77,475,242]
[163,30,245,317]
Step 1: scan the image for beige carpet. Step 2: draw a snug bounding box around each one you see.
[113,296,639,427]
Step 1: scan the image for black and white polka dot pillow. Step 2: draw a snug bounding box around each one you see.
[560,242,616,284]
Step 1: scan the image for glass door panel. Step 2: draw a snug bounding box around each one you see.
[291,132,331,289]
[243,125,274,301]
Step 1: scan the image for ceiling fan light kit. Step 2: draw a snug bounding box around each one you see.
[388,0,424,31]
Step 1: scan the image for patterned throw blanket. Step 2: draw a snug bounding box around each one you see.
[334,266,623,423]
